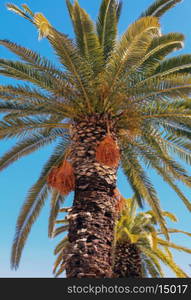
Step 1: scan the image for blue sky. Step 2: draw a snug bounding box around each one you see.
[0,0,191,278]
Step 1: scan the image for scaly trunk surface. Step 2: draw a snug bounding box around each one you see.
[113,241,142,278]
[65,114,119,278]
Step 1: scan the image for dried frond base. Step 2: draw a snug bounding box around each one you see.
[47,160,75,195]
[96,135,120,167]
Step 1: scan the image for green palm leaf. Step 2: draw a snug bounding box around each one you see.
[53,251,64,274]
[0,84,51,103]
[97,0,122,60]
[139,246,164,277]
[0,59,66,93]
[0,117,70,140]
[115,197,190,278]
[163,228,191,237]
[153,54,191,76]
[11,178,49,269]
[54,237,68,255]
[66,0,104,73]
[140,0,182,18]
[11,138,70,269]
[106,16,160,88]
[0,39,68,81]
[132,137,191,212]
[0,131,62,171]
[154,247,189,277]
[6,3,94,112]
[158,238,191,254]
[139,33,185,75]
[48,190,65,238]
[121,146,168,238]
[52,225,69,238]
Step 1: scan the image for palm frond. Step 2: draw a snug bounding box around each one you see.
[54,237,68,255]
[97,0,121,60]
[39,138,70,179]
[142,132,191,188]
[106,16,160,89]
[66,0,104,73]
[0,59,65,93]
[11,137,69,269]
[0,101,37,114]
[11,178,49,269]
[54,263,67,278]
[47,27,94,112]
[0,130,62,171]
[7,3,33,21]
[139,246,164,277]
[140,0,182,18]
[158,238,191,254]
[52,225,69,238]
[150,153,191,211]
[7,3,94,112]
[48,190,65,238]
[0,39,69,81]
[21,4,34,18]
[161,228,191,238]
[131,74,191,104]
[141,125,191,167]
[138,33,185,76]
[0,117,70,140]
[121,145,168,238]
[53,250,64,274]
[0,84,50,104]
[131,136,191,212]
[146,131,191,187]
[161,211,178,222]
[154,247,189,277]
[153,54,191,76]
[129,196,138,219]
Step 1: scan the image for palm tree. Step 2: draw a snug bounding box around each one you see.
[1,0,191,277]
[52,197,191,278]
[113,197,191,278]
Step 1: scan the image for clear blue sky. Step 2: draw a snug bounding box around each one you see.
[0,0,191,278]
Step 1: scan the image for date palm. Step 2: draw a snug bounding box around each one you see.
[53,197,191,278]
[113,197,191,278]
[1,0,191,277]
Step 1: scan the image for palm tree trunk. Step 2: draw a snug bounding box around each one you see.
[65,114,119,278]
[113,241,143,278]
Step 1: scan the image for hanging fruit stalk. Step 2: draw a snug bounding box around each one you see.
[95,120,120,167]
[47,160,75,195]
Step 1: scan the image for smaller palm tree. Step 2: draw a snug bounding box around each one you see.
[114,197,191,278]
[52,197,191,278]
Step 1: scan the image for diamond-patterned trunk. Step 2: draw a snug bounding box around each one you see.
[65,114,119,278]
[113,241,142,278]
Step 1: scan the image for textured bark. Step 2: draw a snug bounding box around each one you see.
[113,241,142,278]
[65,114,119,278]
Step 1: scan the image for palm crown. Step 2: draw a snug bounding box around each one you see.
[1,0,191,269]
[115,197,191,277]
